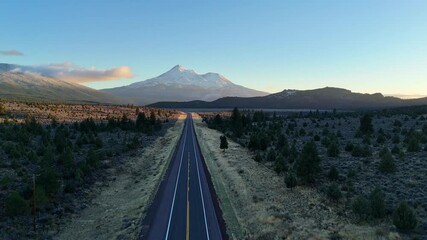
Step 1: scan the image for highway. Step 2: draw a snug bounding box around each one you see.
[141,114,225,240]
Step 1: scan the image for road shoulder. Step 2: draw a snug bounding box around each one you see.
[57,114,186,240]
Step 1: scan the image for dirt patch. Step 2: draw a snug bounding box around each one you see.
[57,114,186,240]
[192,113,399,240]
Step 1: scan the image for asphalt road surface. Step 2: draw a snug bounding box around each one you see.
[143,114,224,240]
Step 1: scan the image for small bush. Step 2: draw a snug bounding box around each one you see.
[254,152,263,162]
[5,192,30,217]
[328,166,339,181]
[95,137,103,149]
[313,135,320,141]
[352,195,370,220]
[327,141,340,157]
[34,186,48,208]
[379,151,396,173]
[370,187,386,218]
[351,144,372,157]
[345,142,354,152]
[266,149,276,162]
[391,145,401,155]
[285,173,297,189]
[327,183,342,202]
[407,136,420,152]
[38,167,60,195]
[393,201,418,232]
[274,155,287,173]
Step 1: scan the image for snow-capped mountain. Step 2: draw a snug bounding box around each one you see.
[103,65,268,105]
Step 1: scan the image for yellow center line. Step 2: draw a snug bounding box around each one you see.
[186,151,190,240]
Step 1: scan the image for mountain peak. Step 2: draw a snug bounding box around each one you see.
[170,64,196,74]
[171,64,186,72]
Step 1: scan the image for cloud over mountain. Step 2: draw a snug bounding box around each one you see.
[10,63,133,83]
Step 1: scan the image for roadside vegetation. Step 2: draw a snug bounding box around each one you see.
[201,106,427,238]
[0,101,178,239]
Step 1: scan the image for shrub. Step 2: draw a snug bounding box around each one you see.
[34,186,48,208]
[266,149,276,162]
[313,135,321,141]
[392,134,400,144]
[38,167,60,195]
[369,187,386,218]
[285,173,297,190]
[5,192,30,217]
[327,141,340,157]
[87,149,101,168]
[352,195,370,220]
[95,137,103,149]
[407,136,420,152]
[328,166,339,181]
[351,144,371,157]
[379,151,396,173]
[345,142,354,152]
[327,183,342,202]
[391,145,401,155]
[274,155,287,173]
[220,135,228,152]
[393,201,418,232]
[254,152,263,162]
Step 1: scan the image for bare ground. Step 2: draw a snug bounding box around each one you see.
[56,114,186,240]
[192,113,400,240]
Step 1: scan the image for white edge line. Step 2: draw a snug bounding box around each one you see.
[191,117,210,240]
[165,117,188,240]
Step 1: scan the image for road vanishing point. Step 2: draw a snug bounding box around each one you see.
[141,114,226,240]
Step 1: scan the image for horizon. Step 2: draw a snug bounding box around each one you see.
[1,0,427,98]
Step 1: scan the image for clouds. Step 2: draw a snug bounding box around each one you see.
[0,50,24,56]
[11,63,133,83]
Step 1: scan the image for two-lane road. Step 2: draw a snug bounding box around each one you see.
[141,114,224,240]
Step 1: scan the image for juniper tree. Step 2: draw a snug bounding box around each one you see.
[328,166,339,181]
[352,195,370,220]
[393,201,418,232]
[297,141,321,185]
[359,113,374,135]
[285,173,297,190]
[379,150,396,173]
[327,183,342,203]
[220,135,228,152]
[369,187,386,218]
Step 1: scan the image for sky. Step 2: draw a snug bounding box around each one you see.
[1,0,427,97]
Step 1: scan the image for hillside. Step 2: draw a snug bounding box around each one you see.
[0,70,125,104]
[149,87,427,110]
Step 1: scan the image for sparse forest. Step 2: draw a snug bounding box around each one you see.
[202,106,427,238]
[0,102,177,239]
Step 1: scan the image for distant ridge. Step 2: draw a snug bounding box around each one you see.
[103,65,268,105]
[148,87,427,110]
[0,63,125,104]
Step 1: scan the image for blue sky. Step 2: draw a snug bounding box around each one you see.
[1,0,427,97]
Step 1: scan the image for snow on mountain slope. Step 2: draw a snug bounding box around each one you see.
[103,65,268,105]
